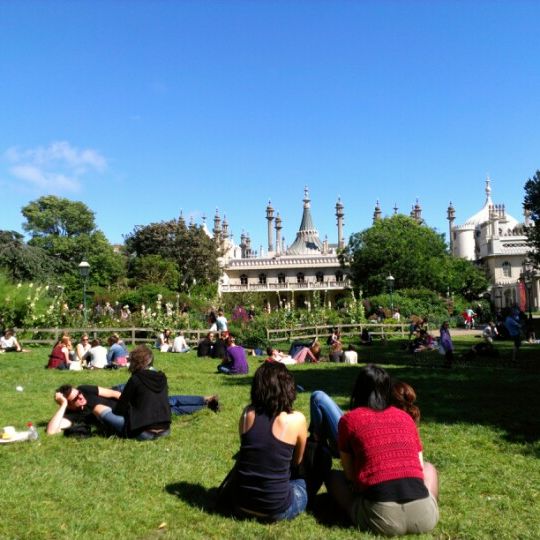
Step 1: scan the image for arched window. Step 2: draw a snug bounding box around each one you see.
[502,262,511,278]
[258,273,267,285]
[278,273,286,284]
[316,271,324,283]
[240,274,248,285]
[335,271,344,283]
[297,272,305,283]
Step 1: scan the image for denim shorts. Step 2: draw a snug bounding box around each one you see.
[237,478,308,522]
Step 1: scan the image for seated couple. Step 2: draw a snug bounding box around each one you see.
[46,345,219,440]
[218,363,438,536]
[156,329,190,353]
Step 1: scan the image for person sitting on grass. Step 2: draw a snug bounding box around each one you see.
[87,338,108,369]
[47,346,220,439]
[197,332,215,358]
[309,366,439,536]
[155,329,172,352]
[218,336,248,374]
[217,362,308,521]
[75,334,91,367]
[211,331,229,360]
[0,329,28,352]
[106,334,128,368]
[171,330,190,353]
[47,335,75,370]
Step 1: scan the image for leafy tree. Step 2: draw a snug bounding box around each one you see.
[524,170,540,266]
[21,196,126,296]
[125,218,221,290]
[341,215,488,298]
[0,230,60,282]
[130,255,180,289]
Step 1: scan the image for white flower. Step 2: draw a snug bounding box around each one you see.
[17,283,22,288]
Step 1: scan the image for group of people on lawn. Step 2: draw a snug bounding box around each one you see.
[47,332,439,536]
[46,333,129,370]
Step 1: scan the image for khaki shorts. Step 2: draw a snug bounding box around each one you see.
[351,494,439,536]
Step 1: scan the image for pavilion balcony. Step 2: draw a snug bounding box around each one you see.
[219,279,351,293]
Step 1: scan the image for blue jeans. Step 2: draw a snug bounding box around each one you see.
[217,365,231,374]
[168,395,206,415]
[309,390,344,457]
[237,479,308,522]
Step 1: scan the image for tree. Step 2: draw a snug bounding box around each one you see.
[0,230,60,282]
[524,170,540,266]
[130,255,180,290]
[125,218,221,290]
[340,215,488,298]
[21,196,125,294]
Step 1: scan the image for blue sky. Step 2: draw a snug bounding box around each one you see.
[1,1,539,250]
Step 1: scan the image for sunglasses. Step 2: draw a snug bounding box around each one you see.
[68,391,85,405]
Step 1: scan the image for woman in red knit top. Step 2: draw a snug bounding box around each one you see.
[321,365,439,536]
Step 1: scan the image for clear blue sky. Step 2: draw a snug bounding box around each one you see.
[1,1,538,250]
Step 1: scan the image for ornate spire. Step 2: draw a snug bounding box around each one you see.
[287,187,323,254]
[373,200,382,223]
[335,196,345,249]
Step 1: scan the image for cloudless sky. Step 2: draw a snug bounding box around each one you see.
[1,0,539,251]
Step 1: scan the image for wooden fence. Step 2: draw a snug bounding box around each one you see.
[267,323,411,343]
[13,327,210,347]
[13,322,413,347]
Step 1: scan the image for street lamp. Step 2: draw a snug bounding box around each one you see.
[522,260,534,318]
[78,260,90,325]
[386,274,395,311]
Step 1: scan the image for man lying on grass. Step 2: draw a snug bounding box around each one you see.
[47,345,220,440]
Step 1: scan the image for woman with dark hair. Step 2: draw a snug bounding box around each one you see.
[391,381,420,424]
[439,321,454,368]
[310,365,439,536]
[220,362,308,521]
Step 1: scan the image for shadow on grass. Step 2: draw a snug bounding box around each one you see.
[166,481,220,514]
[220,349,539,449]
[165,481,351,528]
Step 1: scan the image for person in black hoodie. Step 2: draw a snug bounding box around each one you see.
[112,345,172,440]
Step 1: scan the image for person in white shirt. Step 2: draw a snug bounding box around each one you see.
[171,331,190,353]
[87,338,108,369]
[343,345,358,365]
[0,329,26,352]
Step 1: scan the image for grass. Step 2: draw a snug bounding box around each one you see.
[0,336,539,539]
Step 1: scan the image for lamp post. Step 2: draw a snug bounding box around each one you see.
[386,274,395,312]
[78,260,90,325]
[522,260,534,318]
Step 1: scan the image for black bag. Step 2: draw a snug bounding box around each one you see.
[296,438,332,498]
[215,463,238,515]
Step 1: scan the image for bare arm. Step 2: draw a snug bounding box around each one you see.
[46,392,73,435]
[292,413,308,466]
[98,386,121,400]
[340,451,355,482]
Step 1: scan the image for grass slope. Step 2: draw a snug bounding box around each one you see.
[0,338,539,539]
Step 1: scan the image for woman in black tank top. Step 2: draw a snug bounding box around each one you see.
[218,362,308,522]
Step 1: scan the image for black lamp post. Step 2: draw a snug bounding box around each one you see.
[386,274,395,311]
[78,260,90,325]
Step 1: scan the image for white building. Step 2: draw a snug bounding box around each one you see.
[216,188,351,309]
[448,177,538,311]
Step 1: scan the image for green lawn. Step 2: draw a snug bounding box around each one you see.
[0,338,539,539]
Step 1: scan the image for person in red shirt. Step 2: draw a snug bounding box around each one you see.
[310,365,439,536]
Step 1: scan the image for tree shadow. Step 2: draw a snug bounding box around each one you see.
[292,362,540,449]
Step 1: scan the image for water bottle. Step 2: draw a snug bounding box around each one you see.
[26,422,39,441]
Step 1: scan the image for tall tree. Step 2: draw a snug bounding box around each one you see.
[125,218,221,290]
[524,170,540,266]
[0,230,59,282]
[21,196,125,291]
[340,214,488,298]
